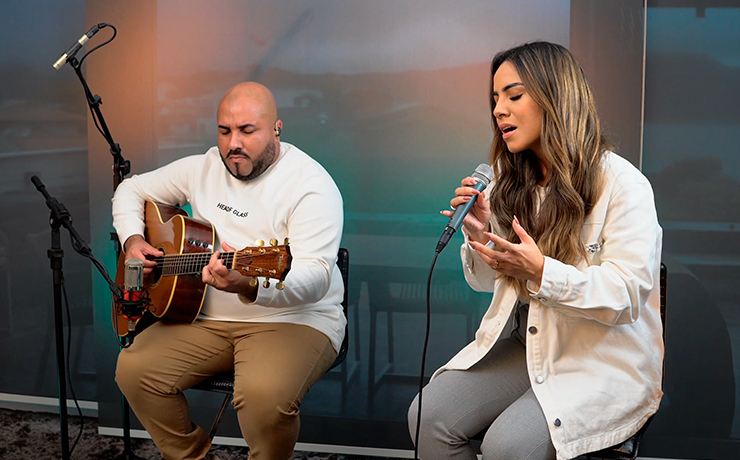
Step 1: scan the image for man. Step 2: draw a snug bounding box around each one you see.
[113,82,345,460]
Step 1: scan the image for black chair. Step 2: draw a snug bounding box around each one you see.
[192,247,351,440]
[473,263,667,460]
[365,266,488,406]
[581,262,667,460]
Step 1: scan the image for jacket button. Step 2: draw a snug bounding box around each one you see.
[528,326,538,334]
[554,418,561,427]
[535,375,544,384]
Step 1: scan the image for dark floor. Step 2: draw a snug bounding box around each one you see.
[0,408,389,460]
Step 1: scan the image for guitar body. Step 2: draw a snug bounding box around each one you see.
[113,201,291,338]
[113,201,214,337]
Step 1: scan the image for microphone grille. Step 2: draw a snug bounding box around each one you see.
[472,163,494,186]
[124,258,145,291]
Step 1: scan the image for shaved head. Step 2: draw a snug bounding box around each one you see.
[216,82,282,181]
[219,82,277,124]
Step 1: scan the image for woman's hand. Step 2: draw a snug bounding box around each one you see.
[123,234,163,275]
[468,216,545,285]
[202,242,258,301]
[440,176,492,245]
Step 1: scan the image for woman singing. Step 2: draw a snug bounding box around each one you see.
[408,41,663,460]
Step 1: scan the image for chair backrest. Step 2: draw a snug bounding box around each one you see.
[660,262,667,343]
[327,248,349,371]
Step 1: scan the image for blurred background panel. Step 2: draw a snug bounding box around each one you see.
[1,0,738,457]
[640,2,740,459]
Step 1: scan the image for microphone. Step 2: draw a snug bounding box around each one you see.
[122,258,145,334]
[436,163,494,253]
[52,24,103,70]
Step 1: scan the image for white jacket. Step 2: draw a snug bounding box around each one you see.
[433,152,663,459]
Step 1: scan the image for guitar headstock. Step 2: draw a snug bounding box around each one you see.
[231,238,292,289]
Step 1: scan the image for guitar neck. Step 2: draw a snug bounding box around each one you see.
[156,252,234,276]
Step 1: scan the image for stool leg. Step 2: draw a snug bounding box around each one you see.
[209,393,233,440]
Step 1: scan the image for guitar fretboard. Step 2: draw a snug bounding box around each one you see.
[153,252,235,276]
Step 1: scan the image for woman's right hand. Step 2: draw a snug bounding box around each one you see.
[123,234,163,275]
[440,176,491,245]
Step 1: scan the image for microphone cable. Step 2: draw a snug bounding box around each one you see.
[413,250,440,459]
[76,23,116,67]
[61,277,85,456]
[71,23,118,142]
[414,164,491,457]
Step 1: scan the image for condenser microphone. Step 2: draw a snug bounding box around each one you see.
[52,24,103,70]
[436,163,494,253]
[123,258,145,333]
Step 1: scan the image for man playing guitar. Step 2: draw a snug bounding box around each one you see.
[113,82,345,460]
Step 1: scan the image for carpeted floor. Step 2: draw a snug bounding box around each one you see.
[0,408,387,460]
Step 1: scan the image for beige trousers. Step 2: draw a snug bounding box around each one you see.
[116,320,337,460]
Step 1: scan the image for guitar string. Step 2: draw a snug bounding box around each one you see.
[148,251,284,277]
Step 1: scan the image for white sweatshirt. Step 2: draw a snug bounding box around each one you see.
[112,142,346,352]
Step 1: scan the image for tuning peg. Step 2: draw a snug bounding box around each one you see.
[250,277,258,287]
[270,238,278,247]
[276,282,285,290]
[284,237,290,245]
[255,239,264,247]
[269,269,277,276]
[263,279,270,288]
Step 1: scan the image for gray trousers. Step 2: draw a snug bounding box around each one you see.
[408,306,556,460]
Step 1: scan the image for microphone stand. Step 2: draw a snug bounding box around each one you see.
[65,48,143,460]
[31,177,126,460]
[69,55,129,188]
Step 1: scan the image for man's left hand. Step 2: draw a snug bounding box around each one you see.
[202,242,259,301]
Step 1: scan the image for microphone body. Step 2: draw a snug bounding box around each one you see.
[122,258,146,334]
[53,24,102,70]
[436,164,494,253]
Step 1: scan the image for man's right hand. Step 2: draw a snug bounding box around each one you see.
[123,235,163,275]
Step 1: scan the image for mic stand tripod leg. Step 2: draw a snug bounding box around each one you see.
[49,218,71,460]
[113,381,145,460]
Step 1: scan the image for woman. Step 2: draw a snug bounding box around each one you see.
[408,42,663,460]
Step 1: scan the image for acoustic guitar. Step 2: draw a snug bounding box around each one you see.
[112,201,292,337]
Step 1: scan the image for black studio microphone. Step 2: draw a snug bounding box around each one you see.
[52,24,103,70]
[122,258,145,334]
[436,163,494,253]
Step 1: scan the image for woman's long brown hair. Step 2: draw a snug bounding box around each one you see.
[488,41,610,294]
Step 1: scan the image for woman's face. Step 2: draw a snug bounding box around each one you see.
[492,61,543,159]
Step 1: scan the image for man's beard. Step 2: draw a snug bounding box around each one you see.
[221,141,277,181]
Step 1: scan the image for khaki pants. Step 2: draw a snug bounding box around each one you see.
[116,320,337,460]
